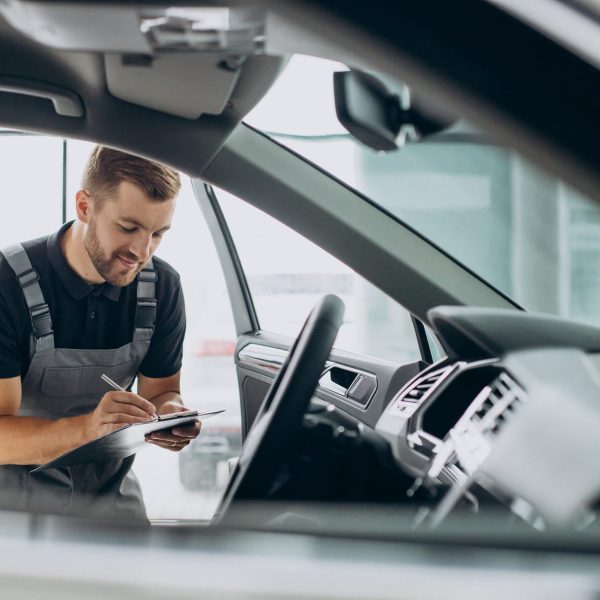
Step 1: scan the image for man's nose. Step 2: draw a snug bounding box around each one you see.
[130,233,152,261]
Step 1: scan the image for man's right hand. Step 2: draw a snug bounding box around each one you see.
[0,378,158,465]
[85,391,156,439]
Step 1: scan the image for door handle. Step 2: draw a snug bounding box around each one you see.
[0,76,84,117]
[319,365,377,407]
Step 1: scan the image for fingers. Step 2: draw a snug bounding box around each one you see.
[99,391,156,424]
[108,403,154,420]
[145,438,190,452]
[110,392,156,416]
[145,419,201,452]
[107,413,153,425]
[171,421,202,438]
[160,420,200,438]
[147,424,197,444]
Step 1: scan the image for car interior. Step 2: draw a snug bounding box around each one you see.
[0,0,600,581]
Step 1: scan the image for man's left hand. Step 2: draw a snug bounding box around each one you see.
[145,405,202,452]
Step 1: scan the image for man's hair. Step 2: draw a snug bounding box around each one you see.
[82,146,181,208]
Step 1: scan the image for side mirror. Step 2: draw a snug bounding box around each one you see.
[333,70,455,151]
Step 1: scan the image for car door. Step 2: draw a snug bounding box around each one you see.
[193,117,517,447]
[193,178,433,439]
[190,54,518,461]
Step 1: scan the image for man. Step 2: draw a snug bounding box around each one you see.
[0,145,200,520]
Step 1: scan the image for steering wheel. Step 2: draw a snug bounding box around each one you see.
[216,294,345,518]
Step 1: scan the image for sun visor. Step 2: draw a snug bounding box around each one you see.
[105,52,242,119]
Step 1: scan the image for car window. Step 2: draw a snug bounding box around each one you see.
[0,132,63,242]
[215,188,422,365]
[245,54,600,327]
[1,134,240,522]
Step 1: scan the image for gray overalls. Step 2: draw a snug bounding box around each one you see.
[0,242,157,520]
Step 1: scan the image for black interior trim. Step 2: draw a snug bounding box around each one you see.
[275,0,600,204]
[412,316,433,364]
[205,184,260,333]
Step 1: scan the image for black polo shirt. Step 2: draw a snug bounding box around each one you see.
[0,222,185,379]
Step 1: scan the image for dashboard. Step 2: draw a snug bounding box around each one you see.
[375,306,600,529]
[236,305,600,530]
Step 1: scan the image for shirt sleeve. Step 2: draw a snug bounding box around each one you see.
[138,271,186,379]
[0,290,25,378]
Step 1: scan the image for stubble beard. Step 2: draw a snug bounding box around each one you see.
[84,218,142,287]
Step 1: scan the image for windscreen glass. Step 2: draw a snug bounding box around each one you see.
[245,55,600,326]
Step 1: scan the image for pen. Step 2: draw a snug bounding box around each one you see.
[100,373,127,392]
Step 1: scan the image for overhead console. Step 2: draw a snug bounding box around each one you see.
[0,2,282,121]
[0,1,288,175]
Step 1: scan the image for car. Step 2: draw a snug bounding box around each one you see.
[179,427,242,491]
[0,0,599,598]
[178,433,231,491]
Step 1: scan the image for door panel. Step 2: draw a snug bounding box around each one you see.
[235,332,428,436]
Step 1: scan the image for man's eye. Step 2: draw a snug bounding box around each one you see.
[152,232,164,239]
[119,225,136,233]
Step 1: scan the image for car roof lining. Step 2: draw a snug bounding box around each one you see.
[267,0,600,205]
[0,1,596,202]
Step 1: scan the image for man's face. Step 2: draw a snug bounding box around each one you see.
[84,181,175,286]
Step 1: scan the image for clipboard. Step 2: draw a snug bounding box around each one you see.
[31,409,225,473]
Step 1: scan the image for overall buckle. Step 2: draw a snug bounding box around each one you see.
[136,298,157,329]
[138,269,158,283]
[17,268,39,289]
[30,303,53,338]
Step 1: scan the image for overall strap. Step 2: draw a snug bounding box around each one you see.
[133,259,157,343]
[1,243,55,353]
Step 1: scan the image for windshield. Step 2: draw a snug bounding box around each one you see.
[246,55,600,326]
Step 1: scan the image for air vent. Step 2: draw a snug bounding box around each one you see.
[471,372,524,436]
[400,365,452,403]
[429,371,526,477]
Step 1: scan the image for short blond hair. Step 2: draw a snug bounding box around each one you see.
[82,146,181,207]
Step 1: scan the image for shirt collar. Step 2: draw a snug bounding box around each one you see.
[47,221,122,302]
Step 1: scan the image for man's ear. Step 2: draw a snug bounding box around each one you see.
[75,189,91,223]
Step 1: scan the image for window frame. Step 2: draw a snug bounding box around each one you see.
[208,183,428,365]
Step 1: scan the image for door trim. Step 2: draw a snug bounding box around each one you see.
[192,179,259,335]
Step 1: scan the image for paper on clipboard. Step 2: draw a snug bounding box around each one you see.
[31,409,225,473]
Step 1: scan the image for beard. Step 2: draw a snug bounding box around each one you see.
[84,218,143,287]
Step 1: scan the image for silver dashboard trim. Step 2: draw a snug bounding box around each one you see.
[237,343,378,409]
[237,343,288,372]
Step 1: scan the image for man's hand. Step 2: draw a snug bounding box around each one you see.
[85,390,156,439]
[145,403,202,452]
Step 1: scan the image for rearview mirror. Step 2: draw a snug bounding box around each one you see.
[333,70,455,151]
